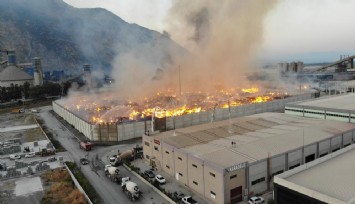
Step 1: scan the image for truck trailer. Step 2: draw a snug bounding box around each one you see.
[121,177,141,201]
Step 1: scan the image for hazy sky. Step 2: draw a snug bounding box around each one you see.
[63,0,355,62]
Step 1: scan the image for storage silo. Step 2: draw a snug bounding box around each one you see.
[83,64,92,88]
[32,57,43,86]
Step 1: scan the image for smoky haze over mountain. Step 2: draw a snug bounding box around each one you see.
[0,0,184,76]
[0,0,282,100]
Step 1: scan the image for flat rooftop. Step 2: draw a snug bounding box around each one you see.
[274,145,355,204]
[156,112,355,169]
[286,93,355,112]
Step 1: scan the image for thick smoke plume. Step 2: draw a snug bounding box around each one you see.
[110,0,279,100]
[163,0,279,93]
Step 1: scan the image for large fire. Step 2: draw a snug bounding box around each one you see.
[61,87,289,124]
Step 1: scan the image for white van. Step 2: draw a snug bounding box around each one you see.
[25,152,36,158]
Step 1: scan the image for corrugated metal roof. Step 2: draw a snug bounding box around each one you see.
[157,113,355,169]
[162,134,201,148]
[281,146,355,203]
[288,93,355,111]
[0,65,33,81]
[199,148,254,168]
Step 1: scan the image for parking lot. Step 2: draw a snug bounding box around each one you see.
[101,147,211,204]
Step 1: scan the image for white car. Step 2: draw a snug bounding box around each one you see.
[9,154,21,160]
[248,196,265,204]
[155,174,166,184]
[25,152,36,158]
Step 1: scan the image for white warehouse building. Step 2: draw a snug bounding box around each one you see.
[143,112,355,204]
[285,93,355,123]
[274,144,355,204]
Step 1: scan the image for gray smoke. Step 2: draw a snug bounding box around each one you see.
[160,0,279,93]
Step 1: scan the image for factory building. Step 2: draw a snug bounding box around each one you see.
[143,112,355,204]
[278,61,304,74]
[285,93,355,123]
[0,51,43,87]
[274,144,355,204]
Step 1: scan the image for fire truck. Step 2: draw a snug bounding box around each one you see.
[79,141,92,151]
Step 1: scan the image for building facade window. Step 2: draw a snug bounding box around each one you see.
[251,177,265,186]
[165,151,169,154]
[154,146,158,151]
[230,174,237,179]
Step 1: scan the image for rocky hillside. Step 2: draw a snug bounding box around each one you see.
[0,0,183,74]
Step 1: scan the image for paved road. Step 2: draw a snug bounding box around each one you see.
[38,106,168,204]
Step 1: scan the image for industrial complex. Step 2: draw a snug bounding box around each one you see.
[142,111,355,204]
[0,51,43,87]
[3,1,355,203]
[274,145,355,204]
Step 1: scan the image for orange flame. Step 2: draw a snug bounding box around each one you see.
[241,87,259,94]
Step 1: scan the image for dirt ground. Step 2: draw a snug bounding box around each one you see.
[0,113,46,144]
[0,176,45,204]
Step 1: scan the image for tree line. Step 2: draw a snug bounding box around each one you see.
[0,82,71,103]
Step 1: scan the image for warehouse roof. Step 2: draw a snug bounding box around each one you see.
[287,93,355,111]
[156,112,355,169]
[274,145,355,204]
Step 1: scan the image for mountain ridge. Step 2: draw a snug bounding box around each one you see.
[0,0,183,74]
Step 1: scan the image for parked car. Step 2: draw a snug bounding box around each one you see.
[144,170,155,178]
[31,109,39,113]
[9,154,21,160]
[173,191,185,200]
[248,196,265,204]
[181,196,198,204]
[155,174,166,184]
[47,157,57,162]
[80,158,89,165]
[25,152,36,158]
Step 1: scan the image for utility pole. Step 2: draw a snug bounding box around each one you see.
[21,91,25,110]
[178,65,182,97]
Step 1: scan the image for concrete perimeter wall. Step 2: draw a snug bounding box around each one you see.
[53,101,93,140]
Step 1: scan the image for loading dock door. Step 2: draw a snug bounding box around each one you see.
[305,154,315,163]
[230,186,242,204]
